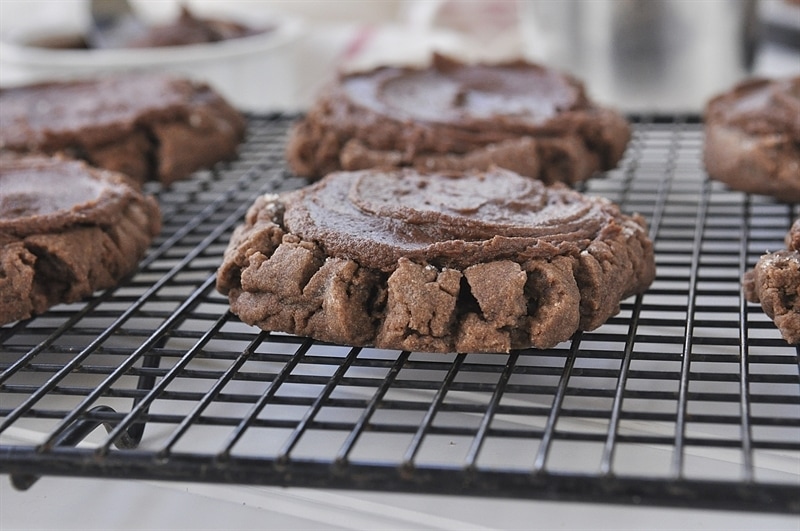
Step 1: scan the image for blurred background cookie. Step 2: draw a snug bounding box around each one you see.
[0,73,246,186]
[703,76,800,201]
[286,54,631,184]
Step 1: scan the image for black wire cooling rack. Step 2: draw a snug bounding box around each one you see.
[1,114,798,514]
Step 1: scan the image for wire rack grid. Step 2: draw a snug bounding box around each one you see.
[1,114,798,513]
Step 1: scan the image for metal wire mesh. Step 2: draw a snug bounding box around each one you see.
[1,114,798,513]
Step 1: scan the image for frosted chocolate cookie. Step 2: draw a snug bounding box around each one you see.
[286,54,631,184]
[704,76,800,201]
[0,73,246,186]
[217,167,655,353]
[743,219,800,344]
[0,155,161,325]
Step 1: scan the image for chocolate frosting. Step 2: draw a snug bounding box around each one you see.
[282,168,635,271]
[343,54,585,126]
[0,156,137,236]
[706,76,800,137]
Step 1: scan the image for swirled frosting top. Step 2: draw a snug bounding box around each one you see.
[0,156,132,235]
[282,168,636,271]
[340,55,587,125]
[706,76,800,137]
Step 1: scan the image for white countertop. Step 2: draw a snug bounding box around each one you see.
[3,476,799,531]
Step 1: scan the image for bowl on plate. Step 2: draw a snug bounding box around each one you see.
[0,6,305,112]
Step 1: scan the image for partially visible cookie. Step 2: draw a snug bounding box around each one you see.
[0,155,161,325]
[217,167,655,353]
[703,76,800,201]
[743,219,800,344]
[286,54,631,185]
[0,73,246,186]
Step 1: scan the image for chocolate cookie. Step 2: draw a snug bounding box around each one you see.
[286,54,631,184]
[0,155,161,325]
[703,76,800,201]
[0,73,246,186]
[743,219,800,344]
[216,167,655,353]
